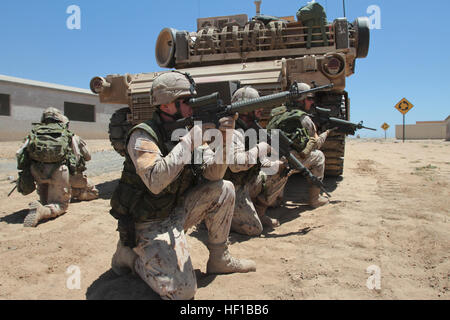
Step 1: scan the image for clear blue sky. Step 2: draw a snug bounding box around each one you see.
[1,0,449,137]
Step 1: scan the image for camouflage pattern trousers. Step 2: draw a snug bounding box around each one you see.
[231,169,289,236]
[31,163,97,218]
[31,163,71,218]
[231,149,325,236]
[133,179,235,300]
[292,149,326,180]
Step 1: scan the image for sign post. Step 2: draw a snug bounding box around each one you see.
[395,98,414,142]
[381,123,390,140]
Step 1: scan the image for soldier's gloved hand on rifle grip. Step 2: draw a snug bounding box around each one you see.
[299,137,317,158]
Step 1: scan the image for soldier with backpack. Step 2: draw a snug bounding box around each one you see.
[16,107,99,227]
[266,83,333,208]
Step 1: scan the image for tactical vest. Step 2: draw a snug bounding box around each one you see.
[110,117,196,223]
[266,107,310,153]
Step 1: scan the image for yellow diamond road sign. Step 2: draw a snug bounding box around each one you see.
[381,123,389,131]
[395,98,414,115]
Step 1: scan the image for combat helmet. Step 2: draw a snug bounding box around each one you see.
[41,107,69,125]
[297,83,314,99]
[150,71,197,106]
[231,86,260,103]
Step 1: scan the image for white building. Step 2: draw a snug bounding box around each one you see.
[0,74,126,141]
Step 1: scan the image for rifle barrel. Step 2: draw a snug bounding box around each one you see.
[230,83,334,114]
[7,185,17,197]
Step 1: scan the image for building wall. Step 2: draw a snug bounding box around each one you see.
[0,78,127,141]
[395,123,446,140]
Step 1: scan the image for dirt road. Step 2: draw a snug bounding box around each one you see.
[0,139,448,300]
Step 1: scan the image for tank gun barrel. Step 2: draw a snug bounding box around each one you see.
[90,77,111,94]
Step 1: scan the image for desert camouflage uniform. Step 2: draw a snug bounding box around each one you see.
[123,126,253,300]
[111,72,255,299]
[228,129,289,235]
[20,133,99,226]
[69,135,99,201]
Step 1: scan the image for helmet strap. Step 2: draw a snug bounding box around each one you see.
[157,100,183,121]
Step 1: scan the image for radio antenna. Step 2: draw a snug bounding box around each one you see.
[254,0,262,16]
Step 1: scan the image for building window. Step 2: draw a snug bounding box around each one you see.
[0,93,11,116]
[64,102,95,122]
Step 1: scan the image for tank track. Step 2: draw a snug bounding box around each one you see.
[322,132,345,177]
[108,107,133,157]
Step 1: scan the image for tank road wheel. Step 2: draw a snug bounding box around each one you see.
[322,132,346,177]
[109,107,133,157]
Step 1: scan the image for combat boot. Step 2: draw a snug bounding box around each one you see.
[308,186,329,208]
[72,187,99,201]
[77,187,99,201]
[111,240,138,276]
[24,201,52,227]
[254,201,279,228]
[206,242,256,274]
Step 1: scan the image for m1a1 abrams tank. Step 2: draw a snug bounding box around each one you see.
[90,1,370,177]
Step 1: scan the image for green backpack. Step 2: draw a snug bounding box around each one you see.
[27,122,74,164]
[296,2,329,48]
[266,106,310,153]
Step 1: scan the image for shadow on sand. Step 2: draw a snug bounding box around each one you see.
[95,179,119,200]
[0,208,28,225]
[86,269,161,300]
[86,268,218,299]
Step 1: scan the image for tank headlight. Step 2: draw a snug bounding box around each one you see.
[325,57,342,75]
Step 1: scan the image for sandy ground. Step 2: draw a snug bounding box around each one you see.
[0,138,448,300]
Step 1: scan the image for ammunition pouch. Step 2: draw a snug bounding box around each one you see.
[17,148,31,171]
[17,168,36,196]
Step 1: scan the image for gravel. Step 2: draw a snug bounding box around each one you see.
[0,150,124,178]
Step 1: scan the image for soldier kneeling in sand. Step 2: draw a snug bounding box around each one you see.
[267,83,334,208]
[15,107,99,227]
[225,86,292,235]
[109,72,256,300]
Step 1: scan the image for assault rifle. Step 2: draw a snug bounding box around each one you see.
[253,121,331,197]
[163,83,334,132]
[8,185,17,197]
[7,181,17,197]
[309,107,376,135]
